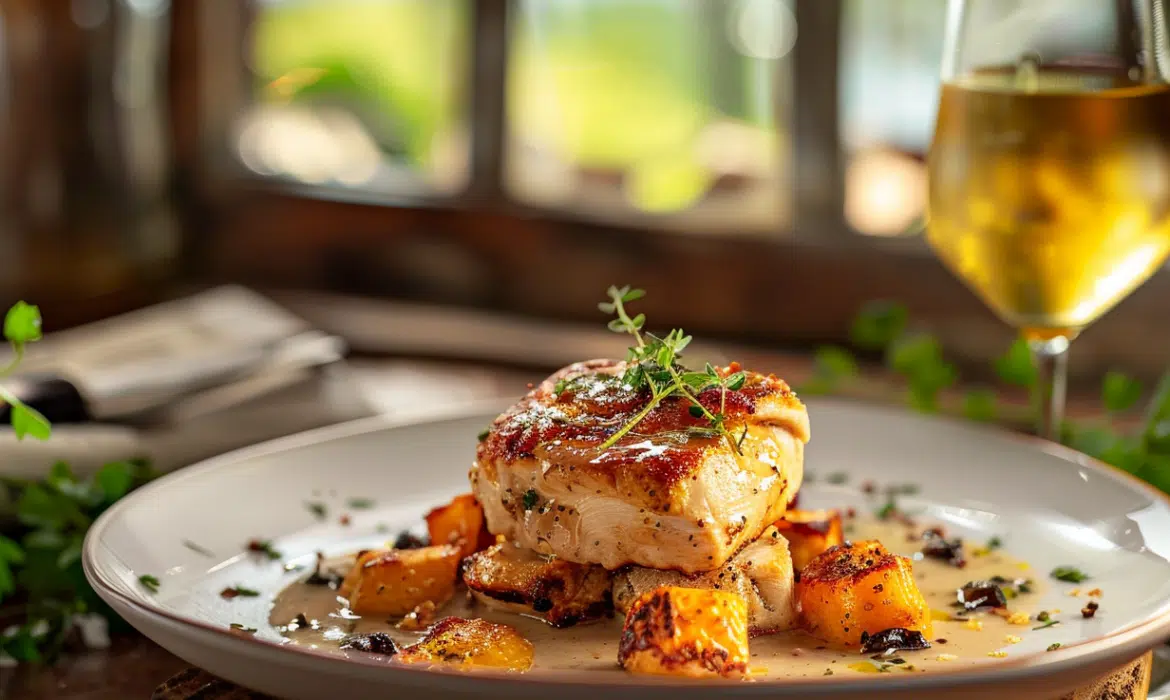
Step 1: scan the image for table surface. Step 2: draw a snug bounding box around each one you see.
[1,355,1161,699]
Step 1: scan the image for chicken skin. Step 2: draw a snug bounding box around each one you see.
[471,360,809,573]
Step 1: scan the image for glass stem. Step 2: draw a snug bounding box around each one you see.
[1028,335,1070,441]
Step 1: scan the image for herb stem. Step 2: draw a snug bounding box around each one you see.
[0,344,24,379]
[599,394,663,450]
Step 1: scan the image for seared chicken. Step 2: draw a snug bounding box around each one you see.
[612,526,797,635]
[463,542,613,627]
[472,360,808,573]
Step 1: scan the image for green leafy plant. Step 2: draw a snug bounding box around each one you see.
[0,301,154,663]
[806,301,1170,496]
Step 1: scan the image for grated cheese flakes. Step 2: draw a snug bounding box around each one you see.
[936,653,959,662]
[964,618,984,631]
[1006,611,1031,626]
[1004,635,1022,644]
[988,650,1009,658]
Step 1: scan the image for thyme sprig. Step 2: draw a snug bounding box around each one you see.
[596,286,745,454]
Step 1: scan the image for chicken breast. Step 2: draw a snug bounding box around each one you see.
[462,542,613,627]
[471,359,809,573]
[612,526,798,635]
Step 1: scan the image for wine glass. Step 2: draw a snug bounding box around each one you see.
[927,0,1170,439]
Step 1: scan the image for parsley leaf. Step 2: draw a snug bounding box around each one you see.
[306,502,327,519]
[3,302,42,344]
[850,301,908,351]
[522,489,538,511]
[962,388,997,422]
[994,338,1037,388]
[1050,566,1089,584]
[1103,371,1142,414]
[138,574,160,593]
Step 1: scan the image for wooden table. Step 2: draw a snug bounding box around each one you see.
[2,354,1162,698]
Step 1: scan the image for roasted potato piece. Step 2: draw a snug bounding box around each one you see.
[614,526,796,635]
[618,586,750,679]
[797,540,931,648]
[463,542,613,627]
[425,493,495,558]
[775,509,844,572]
[397,617,534,671]
[344,545,461,616]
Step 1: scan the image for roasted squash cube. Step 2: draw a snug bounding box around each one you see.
[618,586,750,679]
[397,617,534,671]
[425,493,495,558]
[775,509,844,571]
[797,540,931,648]
[345,545,461,616]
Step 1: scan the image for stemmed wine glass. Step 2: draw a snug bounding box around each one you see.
[928,0,1170,439]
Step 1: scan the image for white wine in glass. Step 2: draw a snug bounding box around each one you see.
[927,0,1170,439]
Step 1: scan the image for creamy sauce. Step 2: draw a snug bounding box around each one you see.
[270,518,1046,678]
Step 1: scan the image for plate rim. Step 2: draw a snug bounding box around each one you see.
[83,397,1170,691]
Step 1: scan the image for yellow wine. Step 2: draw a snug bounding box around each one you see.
[927,68,1170,335]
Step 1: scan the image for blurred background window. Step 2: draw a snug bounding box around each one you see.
[839,0,943,238]
[235,0,470,195]
[505,0,794,233]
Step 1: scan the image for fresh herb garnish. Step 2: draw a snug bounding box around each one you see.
[246,539,282,560]
[0,302,52,441]
[1051,566,1089,584]
[220,586,260,599]
[1033,619,1060,631]
[138,574,160,593]
[229,623,258,633]
[986,536,1003,551]
[306,502,327,519]
[183,540,214,557]
[1046,643,1062,652]
[522,489,538,511]
[347,498,375,510]
[596,286,745,454]
[1036,611,1050,622]
[476,428,490,442]
[826,472,849,485]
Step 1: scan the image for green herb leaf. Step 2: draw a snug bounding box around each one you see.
[1036,610,1050,622]
[1032,619,1060,631]
[3,302,42,345]
[95,462,134,503]
[138,574,160,593]
[221,586,260,598]
[476,427,490,442]
[522,489,538,511]
[850,301,908,351]
[826,472,848,485]
[1050,566,1089,584]
[994,338,1037,388]
[10,402,51,441]
[1046,643,1062,651]
[306,502,327,519]
[0,535,25,565]
[725,372,746,391]
[986,536,1002,551]
[1102,371,1142,414]
[962,388,998,422]
[347,498,375,510]
[688,405,705,418]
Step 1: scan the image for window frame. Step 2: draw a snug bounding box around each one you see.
[171,0,1170,382]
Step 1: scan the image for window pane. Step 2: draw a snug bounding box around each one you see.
[506,0,793,233]
[237,0,469,194]
[839,0,944,237]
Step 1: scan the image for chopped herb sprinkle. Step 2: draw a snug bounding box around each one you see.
[347,498,375,509]
[138,574,160,593]
[220,586,261,599]
[306,502,327,519]
[1047,643,1062,652]
[246,539,282,560]
[182,540,214,557]
[522,489,538,511]
[1050,566,1089,583]
[1032,619,1060,631]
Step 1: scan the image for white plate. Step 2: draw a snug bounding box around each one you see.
[83,399,1170,699]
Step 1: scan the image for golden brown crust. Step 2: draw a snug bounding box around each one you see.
[396,617,534,671]
[797,540,932,648]
[617,586,750,679]
[343,545,462,617]
[477,360,807,499]
[462,543,613,627]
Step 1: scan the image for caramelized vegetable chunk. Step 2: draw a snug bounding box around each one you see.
[344,545,461,616]
[797,540,931,648]
[618,586,750,679]
[425,493,495,558]
[397,617,534,671]
[775,509,844,571]
[463,542,613,627]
